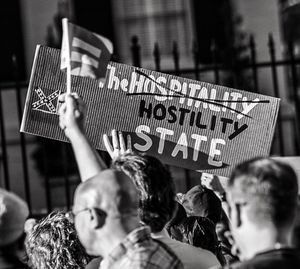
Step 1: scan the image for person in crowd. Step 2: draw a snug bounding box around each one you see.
[219,157,300,268]
[215,219,239,264]
[0,188,29,269]
[59,92,220,269]
[59,94,183,268]
[110,151,220,269]
[180,185,222,225]
[200,174,240,264]
[72,169,183,268]
[167,202,226,265]
[25,211,90,268]
[58,93,108,182]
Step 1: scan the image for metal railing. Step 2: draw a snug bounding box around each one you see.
[131,34,300,156]
[0,33,299,216]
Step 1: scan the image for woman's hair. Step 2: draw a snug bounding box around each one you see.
[113,153,176,233]
[25,211,90,269]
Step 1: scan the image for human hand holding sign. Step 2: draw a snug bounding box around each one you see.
[58,93,85,139]
[103,129,132,160]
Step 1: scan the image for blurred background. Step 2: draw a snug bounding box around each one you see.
[0,0,300,217]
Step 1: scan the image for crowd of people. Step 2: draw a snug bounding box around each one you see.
[0,93,299,268]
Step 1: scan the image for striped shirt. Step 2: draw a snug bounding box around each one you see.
[100,226,183,269]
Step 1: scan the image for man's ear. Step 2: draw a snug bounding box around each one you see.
[24,218,37,235]
[89,208,107,229]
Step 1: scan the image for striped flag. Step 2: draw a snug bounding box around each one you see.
[60,19,113,80]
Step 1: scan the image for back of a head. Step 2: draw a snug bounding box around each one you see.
[25,211,90,269]
[181,185,222,224]
[113,153,176,233]
[0,188,29,247]
[228,157,299,228]
[76,169,139,217]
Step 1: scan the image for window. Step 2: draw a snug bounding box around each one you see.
[112,0,194,69]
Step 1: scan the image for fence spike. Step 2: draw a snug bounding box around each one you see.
[192,39,200,80]
[268,32,284,155]
[249,34,258,93]
[288,39,300,154]
[131,35,141,67]
[249,34,255,50]
[211,39,219,84]
[268,33,274,51]
[153,42,161,71]
[172,41,179,75]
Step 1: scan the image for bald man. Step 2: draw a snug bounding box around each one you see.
[72,169,183,269]
[72,170,138,256]
[58,95,183,268]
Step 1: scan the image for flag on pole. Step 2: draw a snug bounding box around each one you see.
[60,18,113,81]
[61,18,72,93]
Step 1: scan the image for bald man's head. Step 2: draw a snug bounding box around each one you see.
[74,169,139,217]
[72,169,139,256]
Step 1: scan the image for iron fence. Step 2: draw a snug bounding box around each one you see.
[0,33,299,216]
[131,34,300,155]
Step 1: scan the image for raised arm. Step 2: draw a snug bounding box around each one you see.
[103,129,132,160]
[58,93,107,181]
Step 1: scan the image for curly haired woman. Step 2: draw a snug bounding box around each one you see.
[25,211,90,269]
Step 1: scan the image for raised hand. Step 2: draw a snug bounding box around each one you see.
[58,93,107,181]
[103,129,132,160]
[200,173,225,197]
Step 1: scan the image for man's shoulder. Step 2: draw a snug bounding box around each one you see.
[221,248,300,269]
[158,235,212,255]
[126,235,183,269]
[158,236,220,269]
[102,227,183,269]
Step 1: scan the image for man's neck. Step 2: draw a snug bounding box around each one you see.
[241,225,293,260]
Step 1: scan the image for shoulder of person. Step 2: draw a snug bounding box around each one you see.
[208,260,244,269]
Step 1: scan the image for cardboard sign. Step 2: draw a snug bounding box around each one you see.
[21,46,280,177]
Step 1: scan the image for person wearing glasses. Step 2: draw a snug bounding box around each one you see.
[217,158,300,269]
[58,94,183,269]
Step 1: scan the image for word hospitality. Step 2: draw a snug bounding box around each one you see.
[101,65,260,120]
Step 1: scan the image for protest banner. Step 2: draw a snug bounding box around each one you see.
[21,45,280,177]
